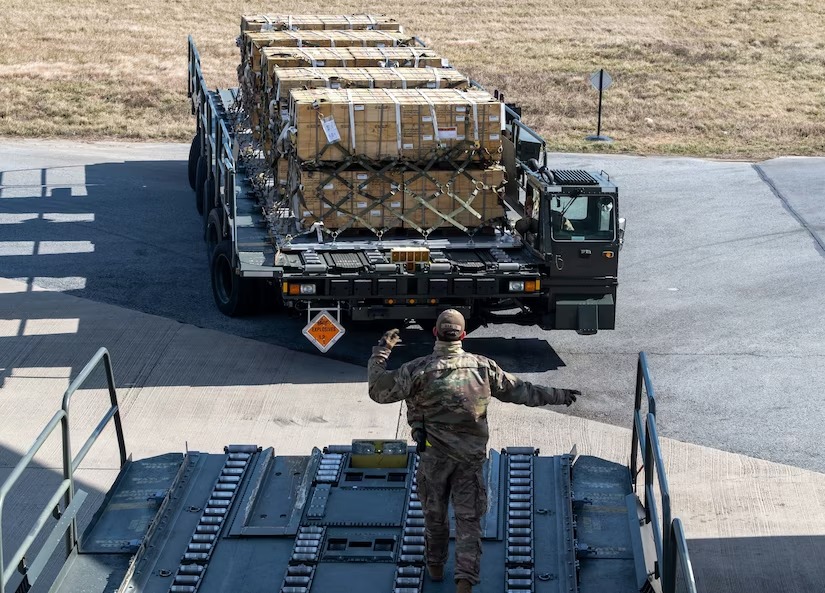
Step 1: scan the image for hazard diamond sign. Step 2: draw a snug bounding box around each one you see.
[302,311,346,353]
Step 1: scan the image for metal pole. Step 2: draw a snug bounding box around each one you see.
[596,69,604,137]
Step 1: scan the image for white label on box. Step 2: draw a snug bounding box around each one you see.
[354,104,365,111]
[438,127,458,139]
[370,210,381,217]
[356,202,368,208]
[423,135,433,141]
[456,106,467,112]
[391,183,400,190]
[322,203,330,209]
[390,201,401,208]
[441,58,449,67]
[323,183,335,190]
[403,143,414,149]
[457,135,466,140]
[303,210,312,217]
[427,82,436,88]
[489,115,500,122]
[490,133,500,140]
[316,60,325,66]
[330,82,341,89]
[357,173,369,180]
[456,115,465,122]
[422,116,432,122]
[376,43,386,47]
[321,116,341,144]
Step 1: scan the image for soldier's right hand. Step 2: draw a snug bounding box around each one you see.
[378,328,402,349]
[411,428,427,454]
[562,389,580,406]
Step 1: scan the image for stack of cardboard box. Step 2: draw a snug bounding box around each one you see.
[237,14,507,235]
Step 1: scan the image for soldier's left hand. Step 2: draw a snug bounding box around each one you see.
[379,328,402,349]
[563,389,581,406]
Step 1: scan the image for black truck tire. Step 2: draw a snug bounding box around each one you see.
[195,157,207,216]
[206,208,223,259]
[188,134,201,190]
[211,240,250,317]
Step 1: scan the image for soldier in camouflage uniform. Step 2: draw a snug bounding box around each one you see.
[368,310,580,593]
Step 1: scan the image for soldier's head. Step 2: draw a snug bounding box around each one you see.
[433,309,466,342]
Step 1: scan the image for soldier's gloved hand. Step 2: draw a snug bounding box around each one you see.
[562,389,581,406]
[411,428,427,454]
[378,328,402,349]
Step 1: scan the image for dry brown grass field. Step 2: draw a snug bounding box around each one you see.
[1,0,823,158]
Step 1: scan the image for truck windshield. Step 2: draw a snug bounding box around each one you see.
[550,194,616,242]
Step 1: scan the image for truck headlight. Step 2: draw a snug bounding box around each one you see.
[508,280,525,292]
[299,283,317,295]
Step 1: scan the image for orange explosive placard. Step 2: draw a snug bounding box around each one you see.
[302,311,346,352]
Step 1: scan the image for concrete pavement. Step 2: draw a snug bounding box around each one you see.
[2,141,824,473]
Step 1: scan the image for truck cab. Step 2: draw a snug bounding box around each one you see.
[502,106,623,334]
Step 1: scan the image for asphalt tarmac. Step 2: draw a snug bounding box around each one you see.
[2,140,823,472]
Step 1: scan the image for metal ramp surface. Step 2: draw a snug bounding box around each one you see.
[44,445,644,593]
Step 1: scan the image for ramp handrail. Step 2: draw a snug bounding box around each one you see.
[667,518,698,593]
[0,347,127,592]
[629,352,697,593]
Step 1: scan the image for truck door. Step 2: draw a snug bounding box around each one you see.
[545,193,619,279]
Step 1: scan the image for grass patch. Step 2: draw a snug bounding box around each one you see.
[1,0,824,157]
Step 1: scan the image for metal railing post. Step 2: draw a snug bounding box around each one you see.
[0,347,128,591]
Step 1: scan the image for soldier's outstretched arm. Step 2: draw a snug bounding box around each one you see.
[368,343,412,404]
[489,359,579,406]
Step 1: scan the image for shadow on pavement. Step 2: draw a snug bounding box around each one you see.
[688,535,825,593]
[0,442,112,593]
[0,159,565,388]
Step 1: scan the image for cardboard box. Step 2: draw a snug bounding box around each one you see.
[241,14,403,33]
[289,88,504,164]
[267,67,468,103]
[289,166,405,231]
[244,30,416,74]
[288,162,505,233]
[403,166,506,230]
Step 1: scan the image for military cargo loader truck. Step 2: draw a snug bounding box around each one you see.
[0,349,696,593]
[186,16,625,351]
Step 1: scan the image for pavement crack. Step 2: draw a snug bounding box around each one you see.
[753,163,825,258]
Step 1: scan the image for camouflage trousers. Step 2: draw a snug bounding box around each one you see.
[416,449,487,585]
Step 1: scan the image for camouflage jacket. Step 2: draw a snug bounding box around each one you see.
[368,341,570,464]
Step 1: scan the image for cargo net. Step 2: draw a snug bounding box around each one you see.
[268,151,507,242]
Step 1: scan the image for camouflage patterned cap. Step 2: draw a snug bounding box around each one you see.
[436,309,465,340]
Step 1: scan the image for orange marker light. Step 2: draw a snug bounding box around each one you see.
[603,251,615,259]
[289,284,300,295]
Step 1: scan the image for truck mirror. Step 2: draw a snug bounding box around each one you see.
[618,217,626,249]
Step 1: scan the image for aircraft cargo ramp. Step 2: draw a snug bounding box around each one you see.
[0,350,695,593]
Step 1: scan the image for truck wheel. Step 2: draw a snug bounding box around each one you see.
[188,133,201,190]
[195,157,207,216]
[206,208,223,259]
[211,240,249,317]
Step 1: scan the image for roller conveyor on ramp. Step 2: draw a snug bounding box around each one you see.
[0,350,696,593]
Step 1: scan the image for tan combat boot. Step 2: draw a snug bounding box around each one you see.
[427,564,444,582]
[456,579,473,593]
